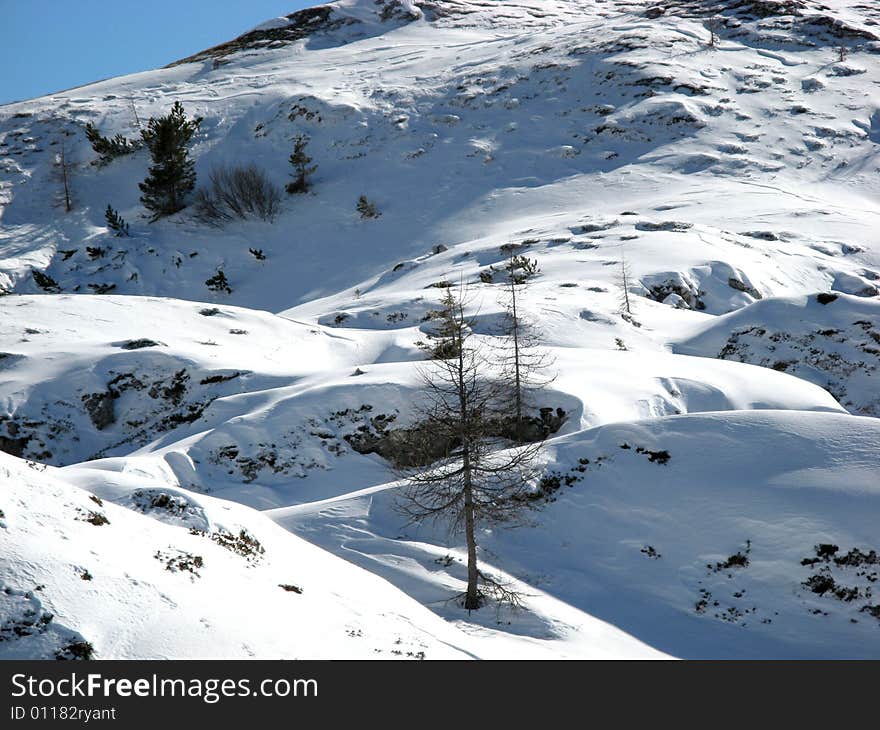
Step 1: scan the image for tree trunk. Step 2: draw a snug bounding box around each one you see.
[60,142,72,213]
[170,173,179,214]
[463,475,480,610]
[510,276,523,441]
[129,97,141,131]
[456,300,480,610]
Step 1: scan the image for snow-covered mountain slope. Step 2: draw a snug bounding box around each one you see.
[0,450,664,659]
[0,294,372,466]
[0,295,843,472]
[278,409,880,659]
[1,0,877,312]
[676,292,880,415]
[1,0,878,658]
[0,451,480,659]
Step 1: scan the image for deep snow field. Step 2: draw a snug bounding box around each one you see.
[1,0,879,659]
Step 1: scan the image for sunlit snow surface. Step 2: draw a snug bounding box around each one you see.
[0,0,879,659]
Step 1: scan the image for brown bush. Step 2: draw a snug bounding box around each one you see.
[194,163,281,224]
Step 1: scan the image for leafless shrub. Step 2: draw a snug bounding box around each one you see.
[706,17,721,48]
[194,163,281,224]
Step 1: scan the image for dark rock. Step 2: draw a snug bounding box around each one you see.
[636,221,693,232]
[82,392,116,430]
[168,6,346,66]
[728,277,762,299]
[117,339,165,350]
[346,408,567,468]
[0,434,30,457]
[647,279,705,310]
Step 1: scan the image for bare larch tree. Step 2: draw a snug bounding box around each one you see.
[399,284,543,610]
[496,248,555,442]
[706,17,721,48]
[53,136,74,213]
[128,96,142,132]
[617,245,633,317]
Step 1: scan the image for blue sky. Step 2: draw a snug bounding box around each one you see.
[0,0,314,105]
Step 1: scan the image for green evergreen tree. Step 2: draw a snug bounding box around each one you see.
[104,205,129,237]
[84,123,138,165]
[138,102,202,220]
[286,135,317,194]
[418,288,462,360]
[205,269,231,294]
[356,195,380,219]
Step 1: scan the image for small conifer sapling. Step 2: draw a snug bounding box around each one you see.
[105,205,129,237]
[286,135,317,194]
